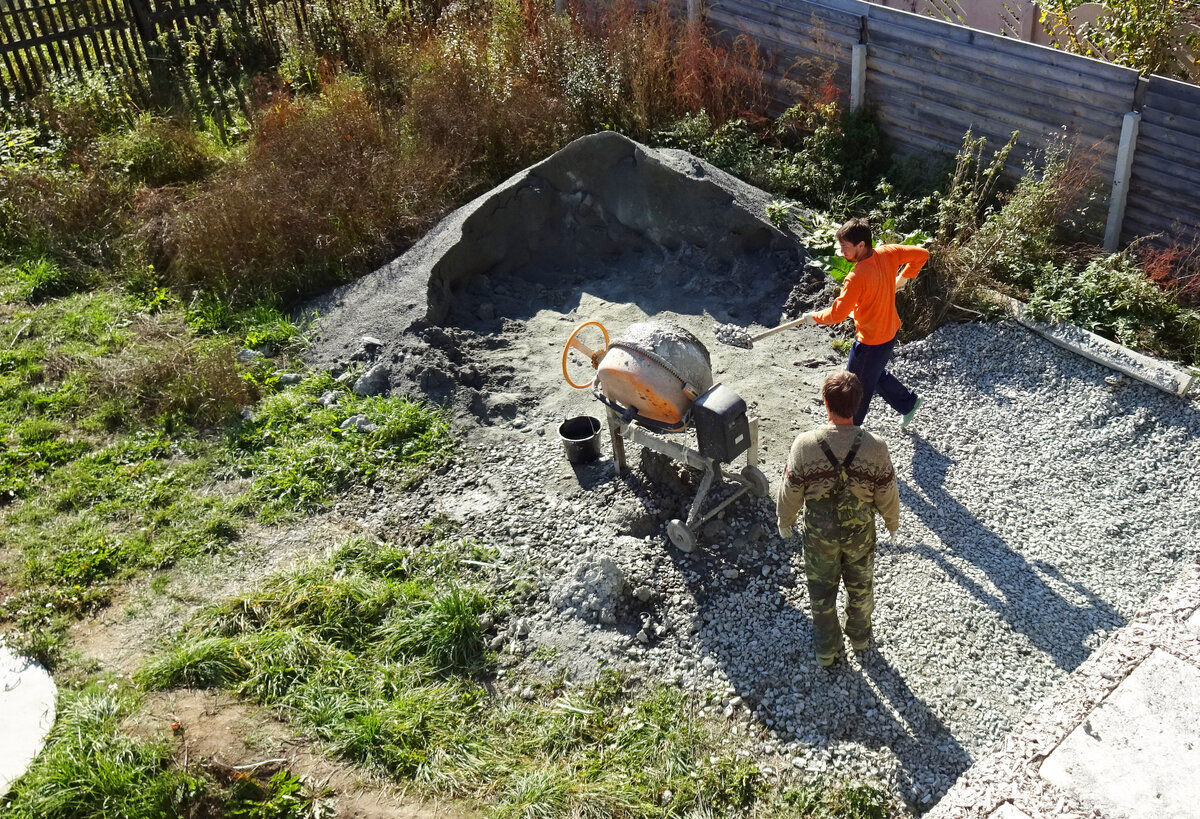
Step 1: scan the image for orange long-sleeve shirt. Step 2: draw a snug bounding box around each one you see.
[813,244,930,344]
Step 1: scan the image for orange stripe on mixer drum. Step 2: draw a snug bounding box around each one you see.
[596,368,688,427]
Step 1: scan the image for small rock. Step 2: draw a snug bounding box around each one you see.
[277,372,303,386]
[722,567,740,580]
[353,363,390,397]
[318,390,339,407]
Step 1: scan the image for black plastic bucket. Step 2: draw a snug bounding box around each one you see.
[558,415,602,463]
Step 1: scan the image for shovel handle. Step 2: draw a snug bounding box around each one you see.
[750,315,814,343]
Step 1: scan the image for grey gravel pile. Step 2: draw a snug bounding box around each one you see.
[374,320,1200,811]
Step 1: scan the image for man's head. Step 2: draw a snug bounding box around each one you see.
[823,370,863,422]
[836,218,873,262]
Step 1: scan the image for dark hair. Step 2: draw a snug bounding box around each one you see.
[823,371,863,420]
[835,218,873,248]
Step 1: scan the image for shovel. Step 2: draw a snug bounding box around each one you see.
[715,315,814,350]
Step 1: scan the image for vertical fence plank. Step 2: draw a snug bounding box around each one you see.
[47,0,85,75]
[28,0,66,76]
[7,0,49,88]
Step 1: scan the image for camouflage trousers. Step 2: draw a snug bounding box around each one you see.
[802,521,876,663]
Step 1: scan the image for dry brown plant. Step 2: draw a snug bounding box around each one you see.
[89,313,255,426]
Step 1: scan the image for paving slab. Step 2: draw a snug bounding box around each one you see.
[0,642,56,796]
[1039,649,1200,819]
[925,556,1200,819]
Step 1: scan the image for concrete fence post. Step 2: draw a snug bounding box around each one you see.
[555,0,565,12]
[687,0,703,25]
[1104,111,1141,252]
[850,44,867,111]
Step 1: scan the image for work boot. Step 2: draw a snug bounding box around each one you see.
[816,650,843,667]
[900,397,923,430]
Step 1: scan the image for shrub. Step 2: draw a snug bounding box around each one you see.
[149,76,458,304]
[1137,239,1200,309]
[1027,253,1200,363]
[99,114,221,187]
[29,72,141,149]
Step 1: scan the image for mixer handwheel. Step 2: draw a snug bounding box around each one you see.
[666,520,696,553]
[741,465,769,498]
[561,321,610,389]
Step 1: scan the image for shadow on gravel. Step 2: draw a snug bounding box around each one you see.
[671,529,973,808]
[901,437,1121,672]
[854,650,972,806]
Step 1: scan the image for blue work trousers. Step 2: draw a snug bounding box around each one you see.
[846,334,918,425]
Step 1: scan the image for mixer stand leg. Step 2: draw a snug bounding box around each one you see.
[685,462,716,529]
[606,407,627,474]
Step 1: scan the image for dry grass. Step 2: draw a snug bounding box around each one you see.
[0,164,130,267]
[89,314,256,426]
[1138,237,1200,308]
[146,77,460,302]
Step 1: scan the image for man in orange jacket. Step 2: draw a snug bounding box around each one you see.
[801,218,930,427]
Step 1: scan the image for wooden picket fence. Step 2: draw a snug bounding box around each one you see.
[0,0,304,110]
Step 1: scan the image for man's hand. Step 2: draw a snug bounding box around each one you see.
[895,274,910,291]
[799,313,818,327]
[887,528,900,548]
[777,519,794,539]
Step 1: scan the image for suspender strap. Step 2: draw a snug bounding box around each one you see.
[817,430,865,470]
[817,437,840,469]
[844,430,864,468]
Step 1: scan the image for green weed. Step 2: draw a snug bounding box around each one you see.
[228,769,333,819]
[1028,253,1200,363]
[99,114,222,187]
[234,373,452,520]
[0,687,207,819]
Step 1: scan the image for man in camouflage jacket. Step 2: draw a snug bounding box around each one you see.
[776,371,900,666]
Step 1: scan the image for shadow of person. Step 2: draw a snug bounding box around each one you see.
[901,436,1121,671]
[677,525,973,809]
[852,648,972,807]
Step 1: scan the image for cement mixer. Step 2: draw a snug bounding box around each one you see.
[562,320,768,552]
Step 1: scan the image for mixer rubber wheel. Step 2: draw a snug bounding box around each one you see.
[666,520,696,553]
[741,465,769,498]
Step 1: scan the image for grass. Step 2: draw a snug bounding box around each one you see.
[130,533,892,818]
[0,686,207,819]
[0,267,453,667]
[0,683,332,819]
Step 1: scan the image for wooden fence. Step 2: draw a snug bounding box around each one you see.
[1123,77,1200,248]
[0,0,295,109]
[4,0,1199,251]
[699,0,1199,251]
[0,0,149,102]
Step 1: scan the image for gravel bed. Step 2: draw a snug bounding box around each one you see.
[368,320,1200,812]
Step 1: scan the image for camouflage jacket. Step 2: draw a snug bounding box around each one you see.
[775,424,900,535]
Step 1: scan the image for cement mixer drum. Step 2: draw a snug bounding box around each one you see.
[596,321,714,429]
